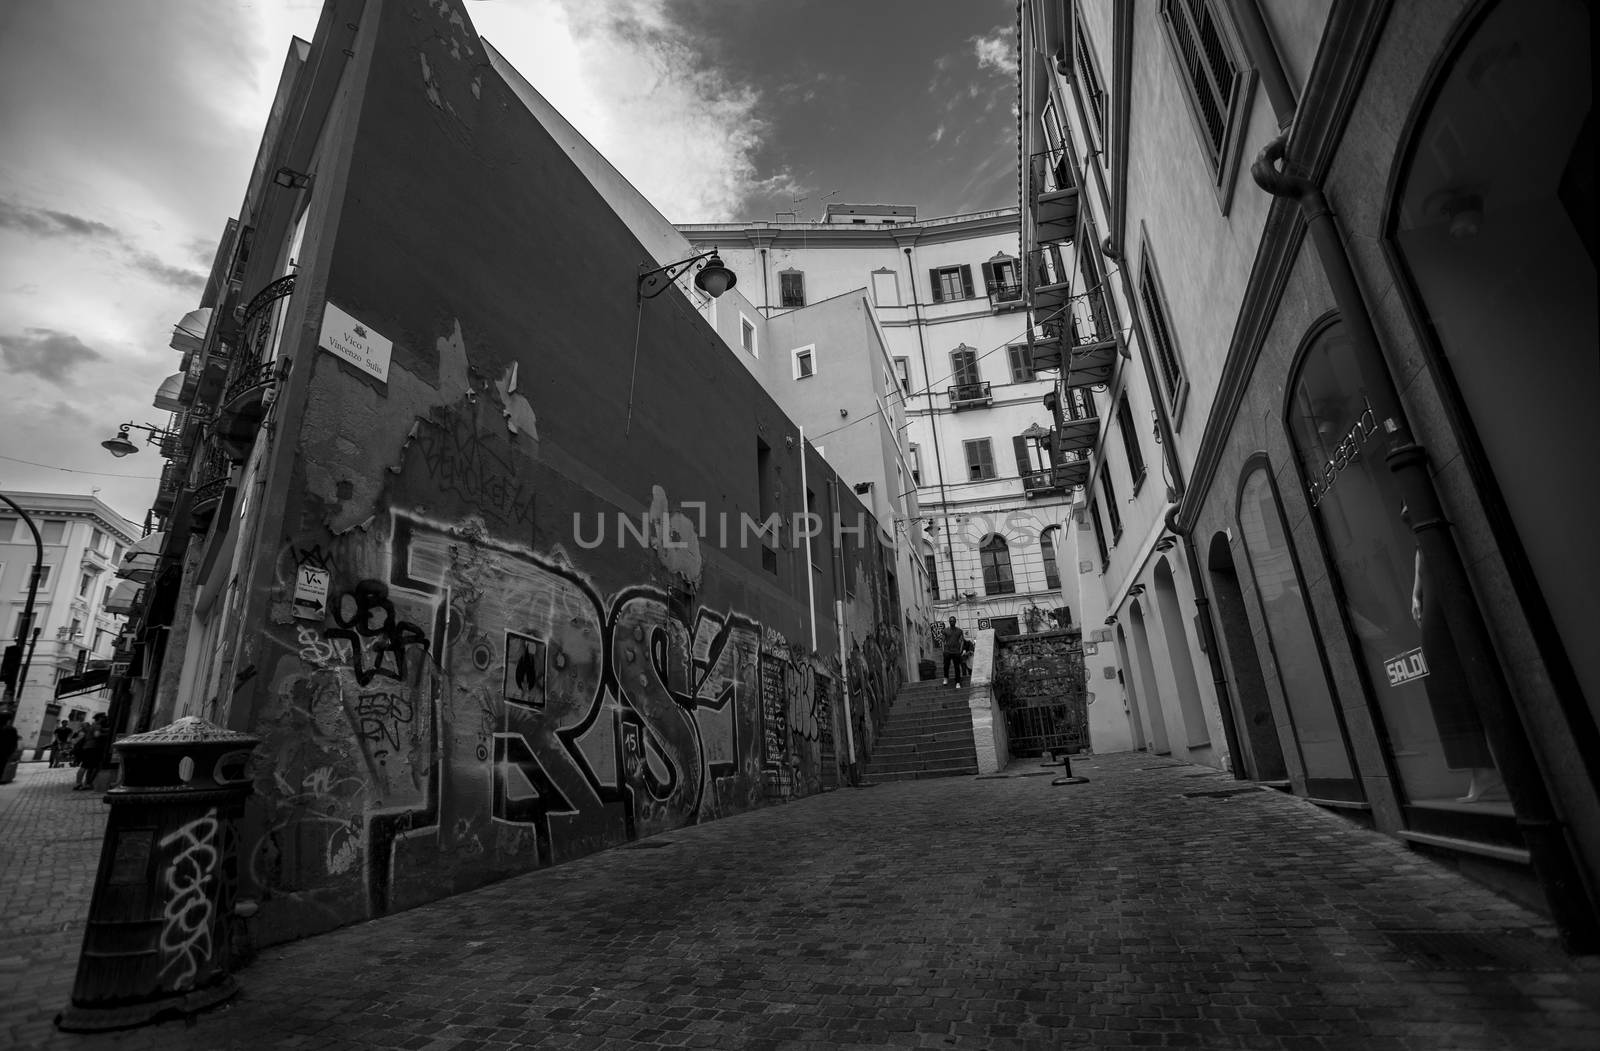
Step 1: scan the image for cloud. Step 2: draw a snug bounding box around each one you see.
[930,125,946,145]
[127,251,205,292]
[474,0,787,221]
[0,327,103,382]
[972,26,1018,77]
[0,198,119,240]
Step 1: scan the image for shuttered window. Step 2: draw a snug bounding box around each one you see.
[979,535,1016,595]
[964,438,996,481]
[1007,345,1035,383]
[1138,252,1188,416]
[1116,395,1146,484]
[1012,434,1035,477]
[928,265,975,302]
[950,348,980,387]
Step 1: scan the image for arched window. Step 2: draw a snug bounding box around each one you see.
[980,535,1015,595]
[1040,526,1062,590]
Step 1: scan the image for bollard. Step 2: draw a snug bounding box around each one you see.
[56,716,260,1032]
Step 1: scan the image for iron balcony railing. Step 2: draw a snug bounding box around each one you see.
[222,273,295,408]
[1029,144,1080,243]
[986,280,1023,305]
[188,442,232,519]
[947,381,993,409]
[1030,143,1078,197]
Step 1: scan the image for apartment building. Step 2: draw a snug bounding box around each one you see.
[0,492,140,753]
[1020,0,1597,942]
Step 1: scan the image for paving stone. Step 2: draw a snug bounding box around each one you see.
[6,754,1600,1048]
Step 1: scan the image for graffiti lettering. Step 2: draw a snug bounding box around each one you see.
[415,414,535,525]
[325,579,430,686]
[157,810,220,991]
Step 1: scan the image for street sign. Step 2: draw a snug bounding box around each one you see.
[292,566,331,620]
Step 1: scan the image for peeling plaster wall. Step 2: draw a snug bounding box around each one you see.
[225,0,904,945]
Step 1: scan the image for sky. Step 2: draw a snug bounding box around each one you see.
[0,0,1020,524]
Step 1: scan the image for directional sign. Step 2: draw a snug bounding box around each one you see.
[293,565,331,620]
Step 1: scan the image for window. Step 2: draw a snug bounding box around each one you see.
[1041,526,1062,590]
[964,438,996,481]
[40,520,66,544]
[950,347,980,387]
[23,564,53,590]
[102,584,113,607]
[1089,500,1110,568]
[779,270,806,308]
[740,315,757,356]
[909,443,922,485]
[928,265,975,303]
[91,528,106,553]
[1116,395,1147,485]
[925,552,939,599]
[1138,248,1188,418]
[78,571,94,598]
[989,615,1021,638]
[982,256,1022,302]
[1074,9,1108,149]
[0,517,15,542]
[979,535,1016,595]
[792,344,816,379]
[1099,470,1123,541]
[69,617,82,638]
[1011,435,1037,478]
[893,357,911,394]
[93,628,108,652]
[1007,345,1035,383]
[1158,0,1253,205]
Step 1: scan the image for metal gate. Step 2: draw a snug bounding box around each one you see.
[994,630,1088,756]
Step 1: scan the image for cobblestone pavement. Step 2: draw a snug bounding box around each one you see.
[6,753,1600,1050]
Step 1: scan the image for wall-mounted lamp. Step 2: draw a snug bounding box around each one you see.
[100,422,176,458]
[1155,536,1176,552]
[272,167,313,190]
[637,247,737,301]
[1128,583,1146,597]
[853,482,873,495]
[1103,614,1117,626]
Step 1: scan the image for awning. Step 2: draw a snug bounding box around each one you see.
[55,663,113,699]
[153,372,185,412]
[117,531,165,583]
[169,307,212,356]
[104,579,143,615]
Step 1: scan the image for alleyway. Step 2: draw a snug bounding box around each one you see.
[4,754,1600,1051]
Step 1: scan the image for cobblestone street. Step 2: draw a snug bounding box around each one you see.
[5,753,1600,1050]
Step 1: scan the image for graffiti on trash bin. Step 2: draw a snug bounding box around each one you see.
[157,809,220,990]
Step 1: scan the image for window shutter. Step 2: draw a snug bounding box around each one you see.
[929,269,944,303]
[1012,435,1033,476]
[978,439,994,478]
[960,266,975,299]
[980,260,996,295]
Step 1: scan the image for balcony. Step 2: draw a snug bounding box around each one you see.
[151,460,183,518]
[1026,244,1073,313]
[188,443,233,533]
[1030,145,1080,243]
[1050,448,1092,491]
[986,279,1024,311]
[1029,291,1121,389]
[216,273,294,460]
[947,381,993,410]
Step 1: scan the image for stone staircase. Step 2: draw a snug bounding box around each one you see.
[862,679,980,782]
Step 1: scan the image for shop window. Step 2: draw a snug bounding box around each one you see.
[1286,323,1506,815]
[1237,463,1357,793]
[980,535,1016,596]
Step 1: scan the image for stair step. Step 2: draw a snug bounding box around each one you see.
[867,764,979,782]
[870,741,979,760]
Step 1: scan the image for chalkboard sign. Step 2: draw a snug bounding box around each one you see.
[760,654,787,771]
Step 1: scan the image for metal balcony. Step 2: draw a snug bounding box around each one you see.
[1050,448,1092,491]
[1030,145,1080,243]
[1029,290,1121,389]
[1026,244,1073,313]
[986,280,1024,311]
[151,460,183,518]
[217,273,294,460]
[947,381,993,410]
[188,443,232,533]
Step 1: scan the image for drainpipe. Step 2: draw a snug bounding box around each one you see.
[903,247,958,600]
[1252,128,1599,952]
[1098,237,1247,780]
[759,247,772,318]
[828,478,861,785]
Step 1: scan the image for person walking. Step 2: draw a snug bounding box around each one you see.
[0,714,19,785]
[942,617,966,687]
[74,714,110,791]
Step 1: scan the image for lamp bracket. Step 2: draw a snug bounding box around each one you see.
[638,250,718,300]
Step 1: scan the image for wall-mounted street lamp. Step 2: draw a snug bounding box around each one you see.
[272,167,313,190]
[1155,536,1176,552]
[627,248,738,435]
[1128,583,1146,597]
[100,422,176,458]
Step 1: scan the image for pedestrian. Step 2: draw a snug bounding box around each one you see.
[942,617,966,687]
[0,714,19,785]
[74,713,110,791]
[50,718,74,768]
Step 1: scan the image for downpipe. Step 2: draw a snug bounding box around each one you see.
[1252,127,1599,952]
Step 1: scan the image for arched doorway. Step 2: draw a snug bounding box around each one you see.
[1389,0,1597,736]
[1152,559,1211,752]
[1115,624,1148,751]
[1127,600,1171,755]
[1206,531,1287,782]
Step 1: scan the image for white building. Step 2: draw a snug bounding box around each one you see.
[679,205,1088,676]
[0,492,141,754]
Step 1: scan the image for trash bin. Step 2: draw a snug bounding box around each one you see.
[56,716,260,1032]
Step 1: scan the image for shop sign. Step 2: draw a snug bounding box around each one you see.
[1384,646,1429,687]
[1307,398,1378,508]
